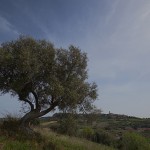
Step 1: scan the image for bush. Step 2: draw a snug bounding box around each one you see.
[92,130,116,147]
[0,114,45,143]
[80,128,117,147]
[58,114,78,136]
[121,132,150,150]
[1,115,20,136]
[30,119,40,126]
[81,127,94,140]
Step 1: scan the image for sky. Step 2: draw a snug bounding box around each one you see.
[0,0,150,118]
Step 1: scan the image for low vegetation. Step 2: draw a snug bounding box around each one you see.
[0,119,114,150]
[45,113,150,149]
[1,113,150,150]
[121,132,150,150]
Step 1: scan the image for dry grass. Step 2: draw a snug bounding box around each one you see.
[0,120,115,150]
[35,127,116,150]
[41,121,57,126]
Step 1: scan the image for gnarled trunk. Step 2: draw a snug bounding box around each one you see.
[20,102,58,134]
[20,111,38,134]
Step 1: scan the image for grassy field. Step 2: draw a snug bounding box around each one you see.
[36,127,115,150]
[1,113,150,150]
[0,126,115,150]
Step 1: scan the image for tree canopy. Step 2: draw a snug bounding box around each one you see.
[0,36,98,129]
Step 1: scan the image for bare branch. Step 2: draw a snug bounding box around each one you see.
[23,99,34,111]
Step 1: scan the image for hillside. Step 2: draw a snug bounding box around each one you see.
[0,126,115,150]
[0,113,150,150]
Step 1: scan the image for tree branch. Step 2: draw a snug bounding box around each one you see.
[31,91,41,111]
[23,99,34,111]
[21,100,59,122]
[38,101,58,117]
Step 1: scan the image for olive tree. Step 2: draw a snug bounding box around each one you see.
[0,36,98,131]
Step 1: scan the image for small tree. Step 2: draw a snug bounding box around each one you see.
[58,113,78,136]
[0,36,98,132]
[85,107,102,125]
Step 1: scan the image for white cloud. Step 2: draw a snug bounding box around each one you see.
[0,16,19,36]
[81,0,150,117]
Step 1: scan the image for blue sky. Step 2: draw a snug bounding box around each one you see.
[0,0,150,118]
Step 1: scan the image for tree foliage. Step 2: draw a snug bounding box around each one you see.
[0,36,98,129]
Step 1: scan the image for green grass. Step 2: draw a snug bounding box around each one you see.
[0,127,115,150]
[36,127,116,150]
[0,136,39,150]
[0,136,7,143]
[3,141,32,150]
[1,115,150,150]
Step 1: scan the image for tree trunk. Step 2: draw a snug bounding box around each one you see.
[20,111,38,134]
[20,103,57,134]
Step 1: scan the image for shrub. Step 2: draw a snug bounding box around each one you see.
[58,114,78,136]
[0,114,45,143]
[92,130,116,147]
[1,115,20,136]
[80,128,117,147]
[81,127,94,140]
[30,119,40,126]
[121,132,150,150]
